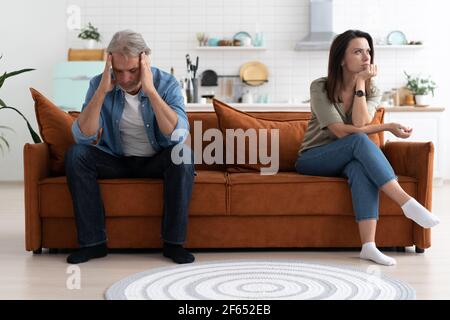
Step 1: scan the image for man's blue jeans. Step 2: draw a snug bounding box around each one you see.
[64,144,195,248]
[295,133,397,222]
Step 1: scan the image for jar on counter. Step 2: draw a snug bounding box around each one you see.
[405,94,415,106]
[391,88,400,106]
[242,90,254,104]
[381,91,394,106]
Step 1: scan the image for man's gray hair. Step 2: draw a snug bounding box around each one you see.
[107,30,151,57]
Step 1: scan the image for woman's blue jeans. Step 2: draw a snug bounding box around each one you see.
[295,133,397,222]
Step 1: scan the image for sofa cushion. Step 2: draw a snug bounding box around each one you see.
[213,99,308,172]
[39,170,228,218]
[30,88,76,176]
[227,172,417,217]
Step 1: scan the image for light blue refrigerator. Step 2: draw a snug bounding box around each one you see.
[53,62,104,111]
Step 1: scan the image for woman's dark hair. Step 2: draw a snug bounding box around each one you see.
[326,30,374,103]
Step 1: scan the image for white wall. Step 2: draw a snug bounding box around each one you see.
[0,0,67,181]
[1,0,449,180]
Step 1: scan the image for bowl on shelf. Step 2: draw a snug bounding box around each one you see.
[386,31,408,45]
[233,31,253,47]
[207,38,220,46]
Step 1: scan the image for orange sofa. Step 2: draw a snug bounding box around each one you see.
[24,94,434,254]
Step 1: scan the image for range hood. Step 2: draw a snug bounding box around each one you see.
[295,0,336,51]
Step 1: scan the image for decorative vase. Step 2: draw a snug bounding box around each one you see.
[84,39,96,49]
[414,94,431,107]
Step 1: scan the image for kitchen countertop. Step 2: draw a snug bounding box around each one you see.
[381,106,445,112]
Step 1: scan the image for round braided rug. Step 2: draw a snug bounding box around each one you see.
[105,260,415,300]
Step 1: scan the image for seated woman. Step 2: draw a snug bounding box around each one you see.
[295,29,440,266]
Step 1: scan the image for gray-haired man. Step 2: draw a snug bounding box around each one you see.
[64,30,195,264]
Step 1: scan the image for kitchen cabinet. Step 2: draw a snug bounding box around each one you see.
[382,106,445,186]
[53,61,104,111]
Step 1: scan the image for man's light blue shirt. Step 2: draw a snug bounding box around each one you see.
[71,67,189,156]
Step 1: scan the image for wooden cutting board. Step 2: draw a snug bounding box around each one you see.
[68,49,106,61]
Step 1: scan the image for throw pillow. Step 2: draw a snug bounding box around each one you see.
[29,88,76,176]
[213,99,308,173]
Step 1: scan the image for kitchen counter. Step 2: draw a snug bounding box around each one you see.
[381,106,445,112]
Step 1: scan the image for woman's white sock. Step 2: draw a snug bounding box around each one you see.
[360,242,396,266]
[401,198,440,228]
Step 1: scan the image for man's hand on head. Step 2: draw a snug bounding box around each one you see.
[140,52,156,96]
[98,54,116,95]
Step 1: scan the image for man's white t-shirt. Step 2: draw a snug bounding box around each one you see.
[119,91,157,157]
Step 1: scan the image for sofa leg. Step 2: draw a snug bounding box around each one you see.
[33,248,42,254]
[395,247,406,252]
[415,246,425,254]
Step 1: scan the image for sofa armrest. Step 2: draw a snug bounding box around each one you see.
[382,141,434,249]
[23,143,51,251]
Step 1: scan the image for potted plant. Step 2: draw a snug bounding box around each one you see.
[0,55,41,154]
[78,22,101,49]
[404,71,437,106]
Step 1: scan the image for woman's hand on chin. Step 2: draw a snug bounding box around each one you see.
[356,64,378,81]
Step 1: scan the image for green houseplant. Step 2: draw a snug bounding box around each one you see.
[404,71,437,106]
[0,55,41,154]
[78,22,101,49]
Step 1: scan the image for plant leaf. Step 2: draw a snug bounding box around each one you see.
[0,69,35,89]
[0,106,42,143]
[3,68,35,79]
[26,121,42,143]
[0,134,10,155]
[0,125,15,133]
[0,72,7,88]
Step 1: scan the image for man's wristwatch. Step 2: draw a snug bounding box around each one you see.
[354,90,366,97]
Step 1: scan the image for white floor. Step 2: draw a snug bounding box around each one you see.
[0,181,449,300]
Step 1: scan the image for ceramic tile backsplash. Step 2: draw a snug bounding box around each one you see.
[67,0,435,103]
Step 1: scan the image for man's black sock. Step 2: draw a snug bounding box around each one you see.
[163,242,195,264]
[66,243,108,264]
